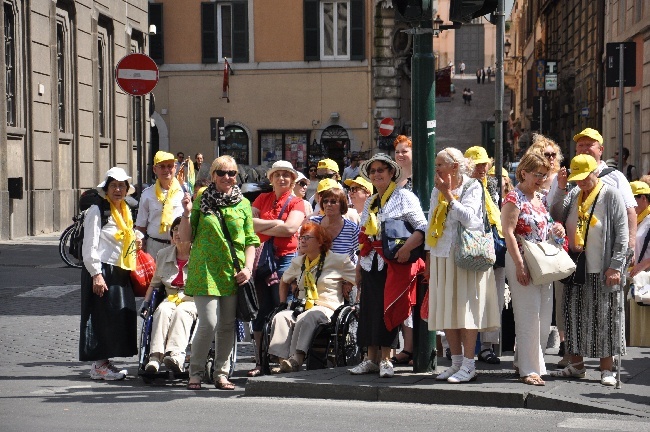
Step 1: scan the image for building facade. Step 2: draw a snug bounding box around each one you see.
[149,0,373,175]
[0,0,151,239]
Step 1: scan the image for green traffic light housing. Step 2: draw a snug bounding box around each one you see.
[449,0,498,23]
[394,0,432,23]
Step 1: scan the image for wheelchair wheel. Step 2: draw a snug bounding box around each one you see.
[305,324,331,370]
[260,303,288,375]
[334,306,362,367]
[59,224,82,268]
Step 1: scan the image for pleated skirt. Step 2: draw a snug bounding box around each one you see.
[427,254,500,332]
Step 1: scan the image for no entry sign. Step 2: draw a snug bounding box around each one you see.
[115,53,159,96]
[379,117,395,137]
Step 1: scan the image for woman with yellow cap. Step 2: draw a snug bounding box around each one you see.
[549,154,628,386]
[426,147,500,383]
[626,181,650,347]
[465,146,504,365]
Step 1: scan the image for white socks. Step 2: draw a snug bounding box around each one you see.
[462,357,476,372]
[451,354,464,368]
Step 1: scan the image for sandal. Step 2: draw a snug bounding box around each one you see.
[187,380,203,390]
[519,374,545,386]
[247,364,262,377]
[390,350,413,365]
[478,349,501,364]
[550,362,586,378]
[215,377,236,390]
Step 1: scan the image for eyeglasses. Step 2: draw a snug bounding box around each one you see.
[368,167,387,175]
[321,199,339,206]
[298,235,315,242]
[309,168,317,172]
[544,152,557,159]
[156,163,175,170]
[298,181,308,187]
[108,183,127,190]
[317,173,336,180]
[215,170,237,177]
[350,187,367,194]
[530,172,548,180]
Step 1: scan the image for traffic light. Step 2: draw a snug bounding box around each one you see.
[449,0,498,23]
[394,0,432,23]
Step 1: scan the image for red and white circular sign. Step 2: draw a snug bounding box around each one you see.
[115,53,159,96]
[379,117,395,137]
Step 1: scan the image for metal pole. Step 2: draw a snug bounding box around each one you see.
[137,95,143,191]
[411,23,436,374]
[494,0,505,207]
[539,95,543,135]
[618,43,624,175]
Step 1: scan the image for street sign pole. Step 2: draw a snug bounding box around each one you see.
[494,0,505,209]
[411,20,436,374]
[618,43,624,176]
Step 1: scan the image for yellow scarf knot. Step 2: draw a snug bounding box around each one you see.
[156,178,183,234]
[363,182,397,237]
[303,254,323,310]
[575,179,603,249]
[109,198,137,271]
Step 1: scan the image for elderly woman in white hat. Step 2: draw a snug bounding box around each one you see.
[350,153,427,379]
[248,160,306,376]
[80,167,143,381]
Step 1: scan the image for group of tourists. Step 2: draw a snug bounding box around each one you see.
[78,125,647,390]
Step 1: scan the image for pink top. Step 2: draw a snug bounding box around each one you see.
[503,187,552,255]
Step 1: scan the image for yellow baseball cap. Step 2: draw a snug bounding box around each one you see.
[464,146,491,164]
[344,176,372,193]
[317,158,339,173]
[567,154,598,181]
[487,166,508,177]
[316,178,343,194]
[573,127,603,144]
[154,151,176,166]
[630,181,650,196]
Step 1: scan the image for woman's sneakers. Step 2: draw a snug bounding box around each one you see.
[447,358,477,383]
[379,360,394,378]
[349,359,380,375]
[436,365,460,380]
[601,370,617,386]
[90,361,126,381]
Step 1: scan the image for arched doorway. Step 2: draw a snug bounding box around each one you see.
[220,125,249,164]
[320,125,350,172]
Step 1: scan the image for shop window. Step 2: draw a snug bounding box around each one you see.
[259,131,310,172]
[220,125,249,164]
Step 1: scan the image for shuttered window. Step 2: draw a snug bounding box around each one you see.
[304,0,364,61]
[201,1,248,64]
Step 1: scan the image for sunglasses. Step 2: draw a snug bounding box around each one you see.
[298,235,315,242]
[321,199,339,206]
[317,173,336,180]
[349,187,367,194]
[368,167,388,175]
[215,170,237,177]
[544,152,557,159]
[309,168,317,172]
[298,181,308,187]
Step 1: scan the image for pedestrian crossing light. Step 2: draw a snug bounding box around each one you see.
[394,0,432,23]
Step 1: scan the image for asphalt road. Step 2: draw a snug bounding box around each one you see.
[1,237,649,431]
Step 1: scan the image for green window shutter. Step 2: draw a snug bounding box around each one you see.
[201,2,217,63]
[232,1,249,63]
[304,0,319,61]
[350,0,365,60]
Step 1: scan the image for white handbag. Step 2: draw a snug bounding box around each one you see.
[520,237,576,286]
[631,272,650,306]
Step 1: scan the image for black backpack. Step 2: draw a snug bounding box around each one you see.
[69,190,111,260]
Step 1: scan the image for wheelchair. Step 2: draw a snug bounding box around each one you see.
[260,301,362,374]
[138,288,238,383]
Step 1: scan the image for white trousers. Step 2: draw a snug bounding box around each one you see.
[189,295,237,380]
[481,267,506,344]
[150,299,197,356]
[506,253,553,377]
[267,306,333,360]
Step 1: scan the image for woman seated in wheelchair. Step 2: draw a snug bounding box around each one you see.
[141,216,197,373]
[268,222,356,373]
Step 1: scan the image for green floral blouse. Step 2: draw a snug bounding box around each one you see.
[184,194,260,297]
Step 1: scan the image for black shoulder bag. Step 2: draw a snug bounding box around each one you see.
[256,196,295,279]
[559,190,601,286]
[216,208,259,322]
[379,192,424,264]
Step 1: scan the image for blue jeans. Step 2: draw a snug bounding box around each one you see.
[252,252,296,332]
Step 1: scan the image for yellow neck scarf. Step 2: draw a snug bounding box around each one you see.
[482,177,503,237]
[155,178,182,234]
[108,198,137,271]
[363,182,397,236]
[637,206,650,225]
[303,254,322,310]
[575,179,603,248]
[426,191,453,248]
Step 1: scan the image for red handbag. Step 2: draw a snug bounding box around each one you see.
[130,250,156,297]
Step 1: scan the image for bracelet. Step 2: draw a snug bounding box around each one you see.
[182,213,191,219]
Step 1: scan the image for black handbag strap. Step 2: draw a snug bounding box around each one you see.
[215,208,242,273]
[638,226,650,264]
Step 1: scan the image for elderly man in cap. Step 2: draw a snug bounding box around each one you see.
[136,151,186,258]
[553,128,636,251]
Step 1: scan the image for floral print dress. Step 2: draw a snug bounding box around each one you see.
[503,187,552,256]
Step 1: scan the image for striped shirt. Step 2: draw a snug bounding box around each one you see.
[310,215,360,263]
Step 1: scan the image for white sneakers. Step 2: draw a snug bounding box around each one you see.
[436,365,460,381]
[379,360,394,378]
[447,366,477,383]
[349,359,380,375]
[90,361,126,381]
[601,370,617,386]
